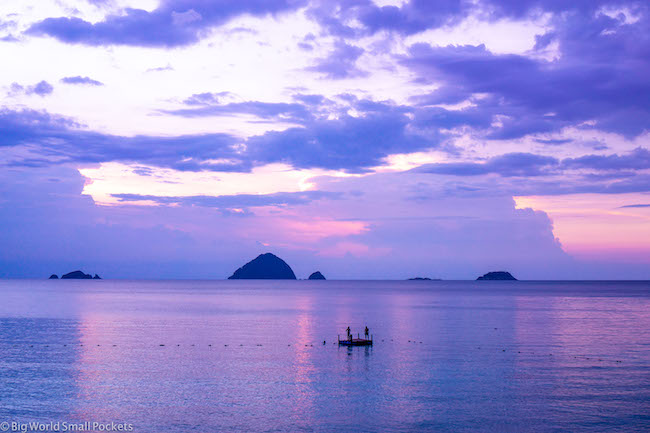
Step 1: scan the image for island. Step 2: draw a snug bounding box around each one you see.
[61,270,93,279]
[308,271,326,280]
[49,274,59,279]
[477,271,517,281]
[93,274,102,279]
[408,277,431,280]
[228,253,297,280]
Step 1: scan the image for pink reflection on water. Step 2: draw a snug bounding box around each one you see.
[289,295,316,425]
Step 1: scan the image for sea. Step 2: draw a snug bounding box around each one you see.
[0,279,649,432]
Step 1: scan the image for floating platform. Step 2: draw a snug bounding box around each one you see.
[338,335,373,346]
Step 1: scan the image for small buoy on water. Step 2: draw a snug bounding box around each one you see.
[323,340,326,345]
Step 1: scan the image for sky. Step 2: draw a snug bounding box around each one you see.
[1,0,649,279]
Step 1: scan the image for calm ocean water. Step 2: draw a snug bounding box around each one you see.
[1,280,649,432]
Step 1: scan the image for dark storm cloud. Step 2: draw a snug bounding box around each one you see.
[61,76,104,86]
[27,0,307,47]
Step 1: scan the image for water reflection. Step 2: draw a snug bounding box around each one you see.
[0,280,649,432]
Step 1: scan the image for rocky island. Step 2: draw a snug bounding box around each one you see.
[58,270,102,280]
[477,271,517,281]
[308,271,326,280]
[228,253,297,280]
[49,274,59,279]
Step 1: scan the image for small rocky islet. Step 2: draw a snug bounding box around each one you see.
[477,271,517,281]
[49,270,101,280]
[308,271,326,280]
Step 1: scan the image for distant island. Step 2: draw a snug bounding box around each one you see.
[228,253,296,279]
[308,271,326,280]
[407,277,442,281]
[50,270,102,280]
[477,271,517,281]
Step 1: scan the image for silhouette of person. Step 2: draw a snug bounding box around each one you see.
[365,326,369,338]
[346,326,351,337]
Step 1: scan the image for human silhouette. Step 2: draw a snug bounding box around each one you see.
[364,326,369,338]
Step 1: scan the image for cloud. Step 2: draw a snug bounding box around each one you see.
[307,0,468,38]
[27,0,307,47]
[60,76,104,86]
[246,107,433,171]
[0,101,432,173]
[307,0,644,39]
[0,109,245,172]
[10,80,54,97]
[166,98,312,122]
[415,153,559,177]
[619,204,650,208]
[411,147,650,196]
[400,9,650,139]
[146,64,174,72]
[112,190,342,209]
[307,40,367,79]
[562,147,650,171]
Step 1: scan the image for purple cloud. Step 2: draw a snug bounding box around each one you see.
[415,153,559,177]
[562,147,650,171]
[167,98,312,122]
[401,9,650,139]
[112,190,342,210]
[0,109,245,172]
[61,76,104,86]
[10,80,54,97]
[27,0,308,47]
[307,41,367,79]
